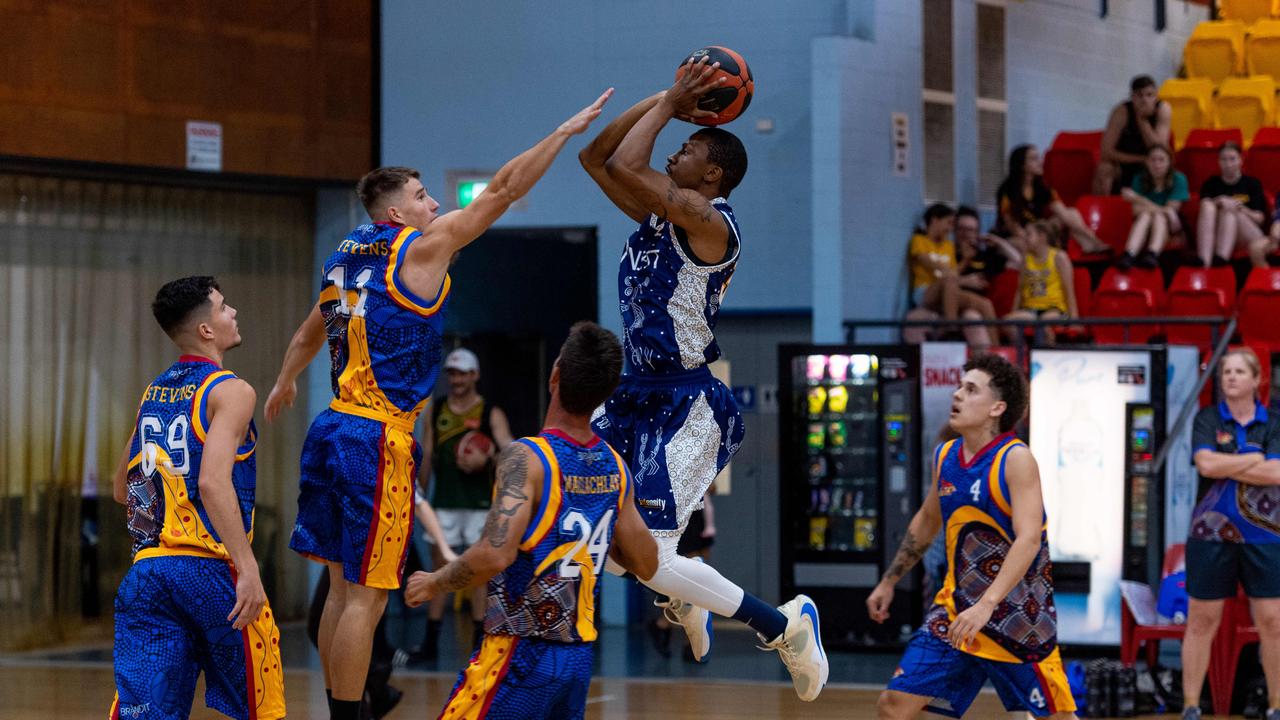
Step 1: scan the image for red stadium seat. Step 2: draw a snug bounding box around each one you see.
[1072,265,1093,316]
[1246,128,1280,196]
[1238,267,1280,346]
[1090,268,1166,344]
[1068,195,1133,261]
[988,269,1021,317]
[1045,131,1103,206]
[1178,128,1246,194]
[1166,267,1237,351]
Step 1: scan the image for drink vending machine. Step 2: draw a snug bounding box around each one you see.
[779,344,924,648]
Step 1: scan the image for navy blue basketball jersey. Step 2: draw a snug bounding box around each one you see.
[320,221,450,424]
[125,356,257,562]
[925,433,1058,663]
[616,201,740,375]
[484,430,630,643]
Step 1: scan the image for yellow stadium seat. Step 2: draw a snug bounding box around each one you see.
[1185,20,1247,84]
[1160,78,1216,149]
[1215,75,1278,146]
[1247,19,1280,80]
[1221,0,1273,23]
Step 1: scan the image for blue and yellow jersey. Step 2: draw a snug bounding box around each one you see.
[125,356,257,562]
[484,430,630,643]
[320,221,450,425]
[924,433,1058,663]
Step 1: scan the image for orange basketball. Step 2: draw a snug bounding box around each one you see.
[674,46,754,127]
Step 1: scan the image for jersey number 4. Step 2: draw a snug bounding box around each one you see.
[559,508,615,579]
[327,264,374,318]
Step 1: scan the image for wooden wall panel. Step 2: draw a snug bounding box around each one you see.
[0,0,371,180]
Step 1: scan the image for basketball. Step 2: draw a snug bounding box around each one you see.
[675,46,754,126]
[455,430,495,465]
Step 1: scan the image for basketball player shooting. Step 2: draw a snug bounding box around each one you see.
[867,355,1077,719]
[579,57,828,701]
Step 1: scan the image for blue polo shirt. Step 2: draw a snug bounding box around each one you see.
[1189,401,1280,543]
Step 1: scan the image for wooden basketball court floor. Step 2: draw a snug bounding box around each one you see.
[0,662,1224,719]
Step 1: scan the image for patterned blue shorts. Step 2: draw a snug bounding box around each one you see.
[592,366,743,535]
[439,634,594,719]
[111,555,285,720]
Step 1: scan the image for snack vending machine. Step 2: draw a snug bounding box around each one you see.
[779,344,923,648]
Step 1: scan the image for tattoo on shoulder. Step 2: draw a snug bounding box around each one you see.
[665,179,716,224]
[484,444,530,548]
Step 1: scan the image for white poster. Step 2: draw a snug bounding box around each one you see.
[186,121,222,172]
[919,342,968,486]
[1030,348,1152,645]
[1165,346,1200,549]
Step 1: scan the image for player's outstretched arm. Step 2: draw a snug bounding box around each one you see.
[265,304,326,422]
[866,481,943,623]
[608,481,658,581]
[200,378,266,630]
[404,443,541,607]
[947,446,1042,649]
[605,59,728,249]
[579,92,667,223]
[417,89,614,260]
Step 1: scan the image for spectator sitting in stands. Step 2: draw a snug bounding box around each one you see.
[1094,75,1172,195]
[994,144,1109,255]
[955,205,1022,288]
[1250,190,1280,268]
[1196,141,1269,268]
[1005,220,1080,344]
[908,203,998,349]
[1117,144,1187,270]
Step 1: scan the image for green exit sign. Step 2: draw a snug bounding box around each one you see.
[456,179,490,208]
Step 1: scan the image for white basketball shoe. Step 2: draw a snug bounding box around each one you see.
[760,594,828,701]
[654,559,713,662]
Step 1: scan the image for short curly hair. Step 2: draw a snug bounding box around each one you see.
[964,354,1028,433]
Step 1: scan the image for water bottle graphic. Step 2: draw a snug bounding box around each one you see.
[1055,398,1103,560]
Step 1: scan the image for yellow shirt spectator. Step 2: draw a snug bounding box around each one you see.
[1019,247,1068,313]
[909,232,956,291]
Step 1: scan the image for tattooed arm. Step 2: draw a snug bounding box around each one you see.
[604,61,731,265]
[866,481,943,624]
[404,443,541,608]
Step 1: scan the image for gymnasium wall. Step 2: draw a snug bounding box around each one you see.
[379,0,848,319]
[0,1,372,180]
[1007,0,1207,154]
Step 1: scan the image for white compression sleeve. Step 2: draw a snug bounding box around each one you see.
[632,534,745,617]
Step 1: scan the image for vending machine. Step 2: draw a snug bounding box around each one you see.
[778,344,923,648]
[1028,345,1199,646]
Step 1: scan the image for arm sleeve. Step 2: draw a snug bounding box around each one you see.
[1172,172,1190,202]
[1192,406,1217,456]
[1200,176,1217,198]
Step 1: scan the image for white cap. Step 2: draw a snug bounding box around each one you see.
[444,348,479,373]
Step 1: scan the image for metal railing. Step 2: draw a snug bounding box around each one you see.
[841,313,1240,475]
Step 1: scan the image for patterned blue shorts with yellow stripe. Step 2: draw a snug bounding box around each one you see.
[887,629,1074,717]
[438,634,594,720]
[111,555,285,720]
[290,405,420,589]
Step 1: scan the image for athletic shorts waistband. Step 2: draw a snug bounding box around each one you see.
[621,365,714,387]
[329,399,417,431]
